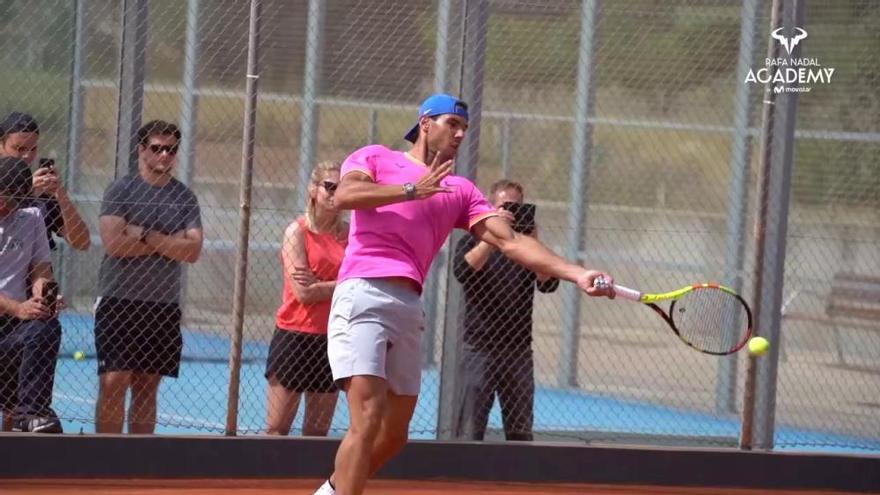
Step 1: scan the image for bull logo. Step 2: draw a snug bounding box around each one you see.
[771,27,807,56]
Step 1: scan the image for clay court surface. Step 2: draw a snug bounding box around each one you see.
[0,479,867,494]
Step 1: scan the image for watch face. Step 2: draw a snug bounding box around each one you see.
[404,183,416,199]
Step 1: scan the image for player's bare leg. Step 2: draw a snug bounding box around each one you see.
[367,392,417,474]
[323,389,417,494]
[333,375,387,495]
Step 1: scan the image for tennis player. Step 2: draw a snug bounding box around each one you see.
[313,93,615,495]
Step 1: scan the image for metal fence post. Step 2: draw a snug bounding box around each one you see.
[367,107,379,145]
[422,0,456,369]
[114,0,148,178]
[437,0,489,440]
[179,0,200,187]
[716,0,760,415]
[500,116,511,178]
[66,0,86,196]
[226,0,262,437]
[60,0,87,308]
[294,0,326,214]
[559,0,600,388]
[741,0,803,450]
[178,0,200,315]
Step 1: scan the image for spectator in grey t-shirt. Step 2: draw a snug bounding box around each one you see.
[94,120,203,434]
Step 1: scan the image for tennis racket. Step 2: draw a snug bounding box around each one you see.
[595,277,753,356]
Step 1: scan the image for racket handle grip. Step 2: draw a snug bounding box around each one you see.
[613,284,642,302]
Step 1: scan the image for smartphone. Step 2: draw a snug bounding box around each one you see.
[38,158,55,171]
[42,281,59,313]
[501,202,536,234]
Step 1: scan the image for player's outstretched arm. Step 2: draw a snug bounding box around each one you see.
[471,216,614,297]
[334,155,453,210]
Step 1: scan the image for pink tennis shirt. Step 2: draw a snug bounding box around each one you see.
[338,144,497,291]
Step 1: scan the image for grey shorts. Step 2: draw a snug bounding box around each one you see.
[327,278,424,396]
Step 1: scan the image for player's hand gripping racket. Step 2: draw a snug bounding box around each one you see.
[594,277,753,355]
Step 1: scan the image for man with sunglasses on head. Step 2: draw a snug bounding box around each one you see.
[94,120,203,434]
[311,94,616,495]
[0,112,91,253]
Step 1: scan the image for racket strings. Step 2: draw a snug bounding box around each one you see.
[672,289,750,354]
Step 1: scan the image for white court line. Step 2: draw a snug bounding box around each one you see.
[53,392,226,430]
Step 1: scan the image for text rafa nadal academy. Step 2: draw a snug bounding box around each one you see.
[745,58,835,88]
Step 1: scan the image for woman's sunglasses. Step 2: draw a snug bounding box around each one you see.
[321,181,338,193]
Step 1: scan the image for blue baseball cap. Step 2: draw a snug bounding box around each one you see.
[403,93,469,143]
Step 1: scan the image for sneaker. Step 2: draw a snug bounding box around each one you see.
[313,479,336,495]
[12,413,63,433]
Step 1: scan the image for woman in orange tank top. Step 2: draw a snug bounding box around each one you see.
[265,161,348,436]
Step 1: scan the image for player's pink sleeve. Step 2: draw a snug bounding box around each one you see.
[341,145,384,181]
[456,179,497,230]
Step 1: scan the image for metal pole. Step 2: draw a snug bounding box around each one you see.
[179,0,200,186]
[295,0,326,215]
[559,0,600,388]
[501,116,511,178]
[740,0,782,449]
[61,0,86,306]
[741,0,802,450]
[225,0,262,437]
[114,0,148,178]
[437,0,489,440]
[433,0,453,93]
[367,107,378,145]
[178,0,200,315]
[716,0,760,415]
[66,0,86,195]
[751,0,803,450]
[422,0,455,370]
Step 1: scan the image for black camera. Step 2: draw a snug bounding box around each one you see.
[38,158,55,171]
[501,201,536,234]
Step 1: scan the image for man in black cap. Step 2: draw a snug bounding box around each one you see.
[0,112,90,251]
[0,156,64,433]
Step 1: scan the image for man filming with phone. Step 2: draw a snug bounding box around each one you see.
[0,157,64,433]
[0,112,91,251]
[452,179,558,441]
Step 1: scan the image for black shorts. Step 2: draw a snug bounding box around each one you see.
[95,297,183,377]
[265,327,335,393]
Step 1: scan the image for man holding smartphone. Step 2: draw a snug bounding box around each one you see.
[0,112,91,251]
[452,179,558,441]
[0,157,64,433]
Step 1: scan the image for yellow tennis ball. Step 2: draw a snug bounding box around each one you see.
[748,337,770,357]
[73,350,86,361]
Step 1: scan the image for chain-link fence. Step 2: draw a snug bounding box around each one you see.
[0,0,877,452]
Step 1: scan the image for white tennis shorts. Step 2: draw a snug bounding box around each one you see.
[327,278,424,396]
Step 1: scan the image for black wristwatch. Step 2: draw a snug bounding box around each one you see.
[403,182,417,201]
